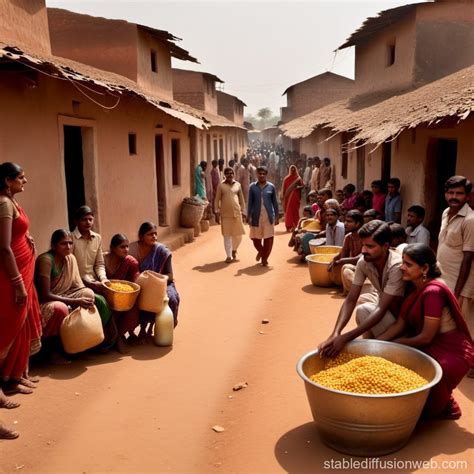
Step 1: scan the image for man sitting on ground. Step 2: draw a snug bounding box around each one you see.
[319,220,405,357]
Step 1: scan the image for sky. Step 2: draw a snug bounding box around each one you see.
[46,0,430,117]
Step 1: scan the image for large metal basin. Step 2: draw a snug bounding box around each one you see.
[306,254,338,287]
[308,243,342,255]
[296,340,442,456]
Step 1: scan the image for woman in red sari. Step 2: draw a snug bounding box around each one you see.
[104,234,140,351]
[378,243,473,420]
[0,163,42,439]
[282,165,303,232]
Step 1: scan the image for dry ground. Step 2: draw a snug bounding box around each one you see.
[0,225,472,473]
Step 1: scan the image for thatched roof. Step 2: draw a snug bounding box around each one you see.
[0,43,246,130]
[338,4,418,50]
[281,64,474,146]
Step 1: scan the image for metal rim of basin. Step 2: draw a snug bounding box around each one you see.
[296,340,443,398]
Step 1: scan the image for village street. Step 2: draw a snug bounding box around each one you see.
[0,225,472,473]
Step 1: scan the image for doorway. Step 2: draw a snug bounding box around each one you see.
[424,138,457,239]
[155,135,168,226]
[381,141,392,182]
[63,125,86,230]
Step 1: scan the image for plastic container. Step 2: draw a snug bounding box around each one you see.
[154,297,174,347]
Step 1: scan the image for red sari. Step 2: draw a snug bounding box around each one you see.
[400,280,473,418]
[0,207,42,380]
[283,171,302,231]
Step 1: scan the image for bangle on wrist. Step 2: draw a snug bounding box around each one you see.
[11,274,23,284]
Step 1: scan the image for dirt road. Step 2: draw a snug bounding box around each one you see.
[1,225,472,473]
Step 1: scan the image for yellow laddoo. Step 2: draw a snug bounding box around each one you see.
[107,282,135,293]
[311,354,428,394]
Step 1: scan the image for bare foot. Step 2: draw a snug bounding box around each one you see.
[0,391,20,409]
[0,422,19,440]
[24,374,40,384]
[3,382,34,396]
[18,378,38,389]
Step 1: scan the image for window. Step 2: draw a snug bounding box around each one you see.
[386,40,396,67]
[128,133,137,155]
[150,50,157,73]
[171,139,181,185]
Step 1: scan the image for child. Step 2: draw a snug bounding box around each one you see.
[328,210,364,295]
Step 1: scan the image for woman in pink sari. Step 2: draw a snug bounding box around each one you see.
[282,165,303,232]
[378,243,473,420]
[0,162,42,439]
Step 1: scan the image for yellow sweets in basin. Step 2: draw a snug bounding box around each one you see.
[107,282,135,293]
[311,354,428,395]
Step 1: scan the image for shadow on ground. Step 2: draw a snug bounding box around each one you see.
[274,420,473,474]
[234,264,273,277]
[31,343,172,380]
[192,261,230,272]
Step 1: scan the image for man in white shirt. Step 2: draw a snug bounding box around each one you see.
[405,205,430,246]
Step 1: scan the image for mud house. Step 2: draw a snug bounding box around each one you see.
[0,1,220,251]
[281,0,474,233]
[172,68,248,171]
[280,72,354,124]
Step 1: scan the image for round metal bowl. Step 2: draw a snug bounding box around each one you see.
[329,264,342,286]
[102,279,141,312]
[305,254,339,287]
[308,243,342,255]
[296,340,442,456]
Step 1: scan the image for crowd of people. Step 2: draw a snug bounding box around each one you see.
[0,162,180,439]
[282,156,473,422]
[1,146,473,439]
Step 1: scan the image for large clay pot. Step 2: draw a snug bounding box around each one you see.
[136,270,168,313]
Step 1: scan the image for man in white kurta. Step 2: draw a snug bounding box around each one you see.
[214,167,246,263]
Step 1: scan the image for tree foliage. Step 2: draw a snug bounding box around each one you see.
[245,108,280,130]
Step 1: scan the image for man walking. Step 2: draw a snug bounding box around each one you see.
[214,168,246,263]
[247,166,279,266]
[437,176,474,322]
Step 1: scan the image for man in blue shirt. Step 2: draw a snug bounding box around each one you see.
[247,166,279,266]
[385,178,402,223]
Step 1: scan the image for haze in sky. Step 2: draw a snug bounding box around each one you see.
[46,1,429,116]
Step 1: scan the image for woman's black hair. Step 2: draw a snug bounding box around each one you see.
[403,243,441,278]
[138,221,157,238]
[50,229,71,247]
[0,162,22,190]
[110,233,128,248]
